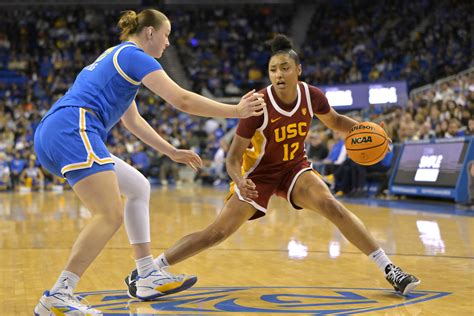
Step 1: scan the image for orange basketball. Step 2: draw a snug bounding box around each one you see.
[344,122,389,166]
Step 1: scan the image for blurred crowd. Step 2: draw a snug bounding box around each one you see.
[170,6,292,96]
[0,4,472,192]
[172,1,472,96]
[307,71,473,197]
[301,0,472,88]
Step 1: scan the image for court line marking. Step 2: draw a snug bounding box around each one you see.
[5,247,473,259]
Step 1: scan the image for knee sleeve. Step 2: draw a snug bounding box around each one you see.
[112,154,151,244]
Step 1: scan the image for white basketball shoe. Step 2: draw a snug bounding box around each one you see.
[134,268,197,300]
[34,282,102,316]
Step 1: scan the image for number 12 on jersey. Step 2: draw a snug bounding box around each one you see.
[283,142,299,161]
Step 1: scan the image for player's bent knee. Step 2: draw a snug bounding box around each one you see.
[136,173,151,193]
[100,207,124,228]
[128,175,151,199]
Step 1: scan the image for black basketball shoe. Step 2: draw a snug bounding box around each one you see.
[124,268,197,300]
[385,264,421,295]
[125,269,138,298]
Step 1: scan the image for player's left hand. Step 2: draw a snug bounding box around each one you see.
[236,89,266,118]
[170,149,203,171]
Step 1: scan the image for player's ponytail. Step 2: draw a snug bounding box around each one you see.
[268,34,300,64]
[118,9,169,41]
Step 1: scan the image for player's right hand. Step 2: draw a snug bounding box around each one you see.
[236,89,265,118]
[169,149,203,171]
[236,178,258,201]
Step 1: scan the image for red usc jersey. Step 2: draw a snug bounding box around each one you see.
[236,82,330,180]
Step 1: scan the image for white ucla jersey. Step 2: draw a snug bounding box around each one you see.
[46,42,162,131]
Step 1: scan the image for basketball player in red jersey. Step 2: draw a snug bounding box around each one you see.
[125,34,420,295]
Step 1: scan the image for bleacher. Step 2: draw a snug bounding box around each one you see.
[0,3,472,197]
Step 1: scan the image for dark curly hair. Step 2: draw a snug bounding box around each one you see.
[268,34,299,64]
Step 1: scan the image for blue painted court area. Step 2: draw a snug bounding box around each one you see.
[78,287,451,315]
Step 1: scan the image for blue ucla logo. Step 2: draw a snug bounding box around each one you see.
[78,286,450,315]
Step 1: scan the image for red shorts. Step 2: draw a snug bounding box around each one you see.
[226,160,316,220]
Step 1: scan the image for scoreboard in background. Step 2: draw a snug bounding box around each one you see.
[321,81,408,110]
[389,136,474,204]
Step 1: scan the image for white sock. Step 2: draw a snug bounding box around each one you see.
[136,255,156,277]
[368,248,392,274]
[51,270,80,294]
[154,253,170,268]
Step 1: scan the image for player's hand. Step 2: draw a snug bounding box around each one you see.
[236,178,258,201]
[236,89,265,118]
[169,149,203,171]
[378,121,393,151]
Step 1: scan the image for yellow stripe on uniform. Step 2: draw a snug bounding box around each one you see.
[79,108,93,152]
[61,156,94,175]
[242,130,266,177]
[60,108,114,176]
[113,45,141,86]
[91,154,114,164]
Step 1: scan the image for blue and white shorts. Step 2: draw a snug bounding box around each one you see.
[34,107,115,186]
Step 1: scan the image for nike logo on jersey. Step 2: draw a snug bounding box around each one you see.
[271,117,282,123]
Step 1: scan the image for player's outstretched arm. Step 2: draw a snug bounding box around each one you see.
[121,100,203,170]
[142,70,265,118]
[316,108,358,134]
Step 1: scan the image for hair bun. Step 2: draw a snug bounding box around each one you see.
[270,34,293,54]
[118,10,138,31]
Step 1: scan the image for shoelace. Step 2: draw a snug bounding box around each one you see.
[58,281,95,311]
[387,267,408,284]
[158,267,184,281]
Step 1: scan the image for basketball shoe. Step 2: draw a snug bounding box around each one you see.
[125,268,197,300]
[34,282,102,315]
[385,264,421,295]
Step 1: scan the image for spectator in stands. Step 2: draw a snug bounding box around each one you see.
[9,151,26,190]
[348,149,394,198]
[130,143,151,177]
[465,118,474,136]
[19,158,44,191]
[45,173,69,191]
[446,118,463,138]
[0,152,10,191]
[416,121,436,140]
[159,155,180,186]
[307,131,328,163]
[398,112,416,142]
[435,119,449,138]
[320,131,347,175]
[0,131,14,152]
[209,138,230,186]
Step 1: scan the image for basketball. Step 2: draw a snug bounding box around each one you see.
[345,122,389,166]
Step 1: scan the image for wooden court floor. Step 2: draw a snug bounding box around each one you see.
[1,186,473,315]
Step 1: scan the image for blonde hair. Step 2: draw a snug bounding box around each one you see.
[118,9,169,41]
